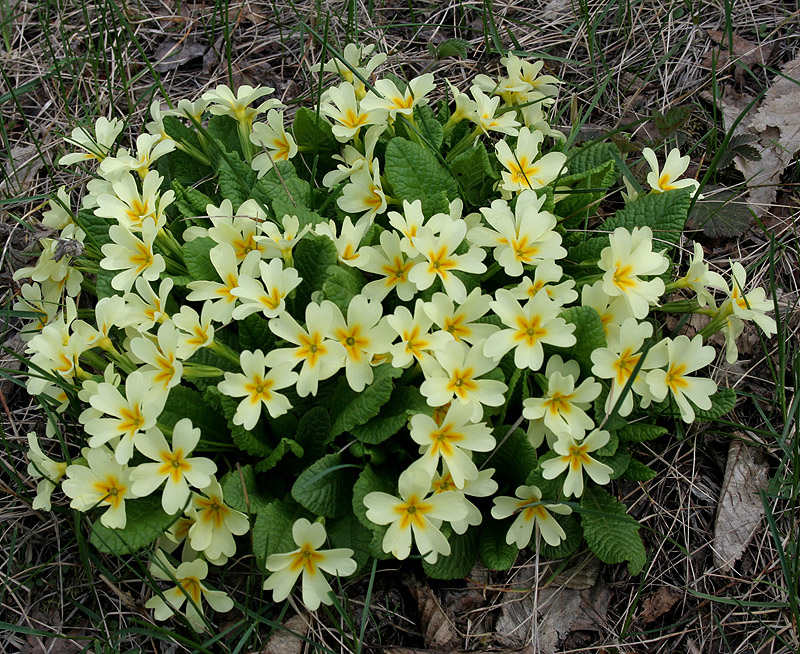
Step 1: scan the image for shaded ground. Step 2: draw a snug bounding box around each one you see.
[1,1,799,652]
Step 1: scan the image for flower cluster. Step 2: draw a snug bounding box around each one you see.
[17,44,777,628]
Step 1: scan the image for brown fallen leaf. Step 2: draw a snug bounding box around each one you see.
[0,145,44,196]
[260,614,309,654]
[494,563,609,652]
[713,440,769,571]
[638,587,681,625]
[153,39,206,72]
[702,30,773,84]
[406,582,459,651]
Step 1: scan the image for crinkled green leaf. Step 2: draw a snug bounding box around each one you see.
[252,499,308,569]
[566,236,608,268]
[163,115,202,151]
[322,265,364,313]
[580,485,646,575]
[220,465,271,513]
[330,364,403,437]
[182,237,218,281]
[352,465,395,531]
[449,142,497,206]
[90,497,175,555]
[159,385,228,444]
[476,426,537,487]
[618,423,668,443]
[238,314,275,353]
[253,161,312,209]
[595,430,619,457]
[171,179,214,223]
[254,437,304,472]
[429,38,470,59]
[95,268,115,300]
[479,520,518,570]
[75,209,114,248]
[412,105,444,151]
[539,513,583,560]
[351,386,428,445]
[272,198,325,228]
[206,115,242,160]
[565,141,619,177]
[291,453,356,518]
[601,187,693,247]
[622,459,658,481]
[384,137,458,213]
[593,386,627,431]
[422,526,478,580]
[292,107,338,154]
[691,387,737,421]
[687,189,751,238]
[217,392,273,457]
[596,444,631,480]
[292,234,338,308]
[158,147,211,188]
[216,153,257,210]
[556,158,617,227]
[294,406,332,462]
[557,306,606,374]
[327,512,373,573]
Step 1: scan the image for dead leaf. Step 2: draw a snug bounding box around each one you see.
[406,582,459,651]
[686,187,752,238]
[702,31,773,84]
[261,614,309,654]
[494,564,609,652]
[705,55,800,217]
[713,440,769,571]
[638,587,681,625]
[0,145,44,196]
[153,39,206,72]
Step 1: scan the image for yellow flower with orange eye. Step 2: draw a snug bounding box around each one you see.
[263,519,356,611]
[129,419,217,515]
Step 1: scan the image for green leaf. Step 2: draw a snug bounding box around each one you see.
[565,142,619,177]
[171,179,214,222]
[205,114,244,165]
[618,423,667,443]
[556,159,616,227]
[90,497,175,555]
[159,385,228,442]
[622,459,658,481]
[237,314,275,353]
[476,426,537,487]
[95,269,115,300]
[216,392,273,457]
[321,265,364,313]
[254,437,304,472]
[351,386,428,445]
[252,499,308,569]
[253,161,312,209]
[352,465,395,530]
[163,116,202,150]
[693,388,736,421]
[220,465,271,513]
[539,513,583,560]
[74,209,114,248]
[421,527,478,580]
[557,306,606,373]
[566,236,608,267]
[182,237,218,281]
[596,444,631,480]
[216,152,257,210]
[412,105,444,151]
[687,188,751,238]
[330,364,403,437]
[327,512,373,573]
[593,387,627,431]
[479,520,518,570]
[292,107,338,154]
[580,485,646,575]
[384,137,458,214]
[291,453,356,518]
[449,143,497,206]
[272,198,325,228]
[429,38,470,59]
[292,234,339,308]
[595,430,618,457]
[601,187,693,247]
[294,406,333,462]
[158,147,211,187]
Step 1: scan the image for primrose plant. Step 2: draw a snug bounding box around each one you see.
[17,43,777,628]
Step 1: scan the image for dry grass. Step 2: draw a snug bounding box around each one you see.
[1,0,799,652]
